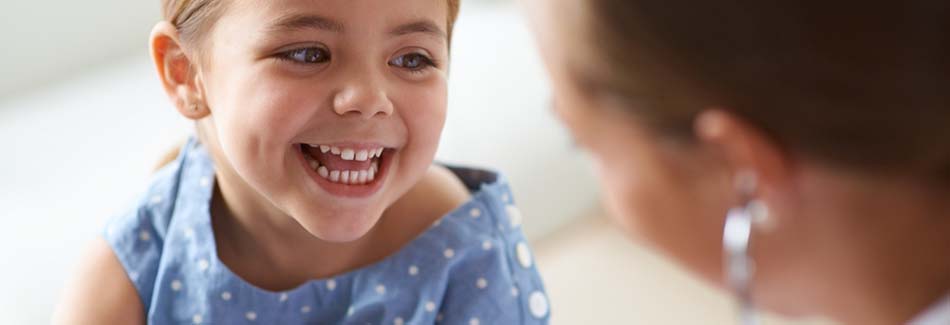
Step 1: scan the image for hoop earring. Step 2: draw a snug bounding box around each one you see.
[723,172,762,325]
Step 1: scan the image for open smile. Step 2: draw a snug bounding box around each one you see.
[296,143,394,198]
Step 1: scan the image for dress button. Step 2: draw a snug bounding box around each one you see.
[516,242,533,268]
[529,291,549,318]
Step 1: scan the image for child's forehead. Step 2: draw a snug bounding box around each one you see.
[227,0,450,30]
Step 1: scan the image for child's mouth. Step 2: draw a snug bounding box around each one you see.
[296,143,392,197]
[301,144,384,185]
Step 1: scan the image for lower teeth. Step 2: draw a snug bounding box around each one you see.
[305,154,379,185]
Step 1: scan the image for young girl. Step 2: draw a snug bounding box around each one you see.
[53,0,549,324]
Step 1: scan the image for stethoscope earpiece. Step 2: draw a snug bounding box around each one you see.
[723,171,761,325]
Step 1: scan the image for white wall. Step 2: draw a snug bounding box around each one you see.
[0,0,159,99]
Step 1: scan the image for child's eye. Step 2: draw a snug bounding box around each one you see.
[389,52,436,71]
[278,47,331,64]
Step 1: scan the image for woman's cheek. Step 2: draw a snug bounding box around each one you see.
[594,153,640,232]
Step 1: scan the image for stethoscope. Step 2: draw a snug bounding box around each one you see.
[723,172,764,325]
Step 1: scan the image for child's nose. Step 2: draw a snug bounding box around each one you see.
[332,82,394,119]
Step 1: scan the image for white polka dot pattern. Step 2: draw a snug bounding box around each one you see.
[529,291,549,318]
[103,139,550,324]
[516,242,533,268]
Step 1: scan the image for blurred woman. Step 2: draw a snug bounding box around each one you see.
[524,0,950,324]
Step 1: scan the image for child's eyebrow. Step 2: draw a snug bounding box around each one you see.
[389,20,446,40]
[264,14,445,41]
[267,14,345,33]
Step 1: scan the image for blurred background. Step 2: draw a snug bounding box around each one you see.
[0,1,830,324]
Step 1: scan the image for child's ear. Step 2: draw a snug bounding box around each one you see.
[149,21,210,120]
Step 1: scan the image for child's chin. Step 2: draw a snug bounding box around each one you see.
[296,212,381,243]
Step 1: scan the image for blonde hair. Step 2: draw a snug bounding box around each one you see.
[162,0,462,47]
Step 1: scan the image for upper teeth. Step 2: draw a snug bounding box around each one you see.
[303,144,383,185]
[312,145,384,161]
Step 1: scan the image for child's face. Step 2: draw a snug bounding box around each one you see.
[196,0,450,242]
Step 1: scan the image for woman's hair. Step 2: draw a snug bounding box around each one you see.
[581,1,950,183]
[161,0,462,48]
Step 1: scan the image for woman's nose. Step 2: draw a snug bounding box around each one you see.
[332,80,394,119]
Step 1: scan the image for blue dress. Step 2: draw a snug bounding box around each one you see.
[104,138,550,324]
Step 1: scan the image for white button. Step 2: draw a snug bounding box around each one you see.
[516,242,533,268]
[529,291,549,318]
[505,205,523,228]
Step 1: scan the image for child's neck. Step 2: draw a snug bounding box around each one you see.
[209,175,385,291]
[207,165,470,292]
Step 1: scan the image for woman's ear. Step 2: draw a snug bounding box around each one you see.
[150,21,210,120]
[694,109,794,198]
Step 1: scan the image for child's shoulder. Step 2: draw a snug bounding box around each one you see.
[388,164,551,324]
[385,163,522,240]
[384,164,472,229]
[106,142,200,244]
[101,139,214,309]
[389,163,534,275]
